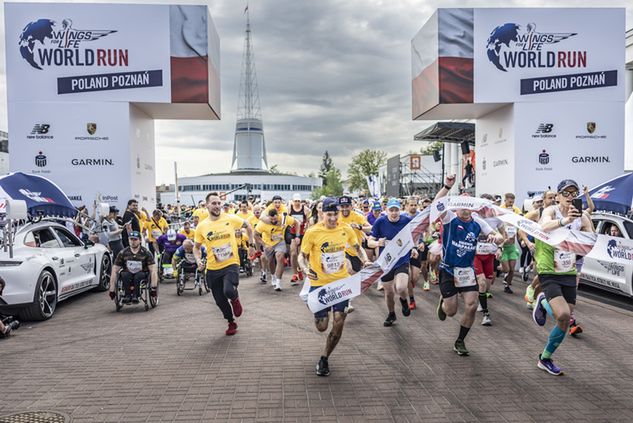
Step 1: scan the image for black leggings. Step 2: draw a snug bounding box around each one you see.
[206,265,240,322]
[120,271,148,298]
[520,245,533,268]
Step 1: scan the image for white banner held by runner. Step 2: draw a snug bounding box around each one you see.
[306,273,362,314]
[430,196,493,223]
[374,227,414,272]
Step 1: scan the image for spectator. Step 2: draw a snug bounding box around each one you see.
[610,225,622,238]
[0,277,14,338]
[102,206,124,258]
[121,199,141,247]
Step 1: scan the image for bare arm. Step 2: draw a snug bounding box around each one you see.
[298,251,310,275]
[109,264,121,292]
[584,186,595,214]
[193,242,204,270]
[433,174,456,202]
[148,263,158,287]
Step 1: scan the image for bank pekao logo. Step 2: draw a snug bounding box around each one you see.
[35,151,47,167]
[586,122,596,134]
[486,23,578,72]
[538,149,550,165]
[607,239,633,261]
[87,122,97,135]
[18,18,120,70]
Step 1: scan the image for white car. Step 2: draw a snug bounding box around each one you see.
[0,220,112,320]
[580,212,633,297]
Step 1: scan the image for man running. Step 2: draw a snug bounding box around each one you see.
[402,197,425,309]
[298,197,367,376]
[499,193,522,294]
[532,180,592,375]
[254,209,297,291]
[288,194,310,284]
[367,198,415,327]
[194,192,253,336]
[435,177,502,355]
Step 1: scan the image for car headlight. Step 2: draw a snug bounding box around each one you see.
[0,260,23,267]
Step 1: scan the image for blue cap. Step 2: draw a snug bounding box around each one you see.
[557,179,579,193]
[386,198,401,210]
[372,202,382,211]
[128,230,141,239]
[322,197,339,212]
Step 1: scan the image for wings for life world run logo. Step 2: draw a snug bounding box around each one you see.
[486,23,583,72]
[18,18,126,70]
[607,239,633,261]
[317,285,353,306]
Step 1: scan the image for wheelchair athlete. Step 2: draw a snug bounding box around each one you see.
[173,239,206,279]
[156,229,187,278]
[108,230,157,303]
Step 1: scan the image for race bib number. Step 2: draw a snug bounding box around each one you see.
[184,252,196,263]
[321,251,345,274]
[151,229,162,238]
[554,249,575,273]
[126,260,142,274]
[293,215,304,224]
[506,225,517,238]
[272,233,283,242]
[476,242,498,255]
[454,267,476,288]
[213,244,233,262]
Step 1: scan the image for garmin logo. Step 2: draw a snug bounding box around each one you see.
[493,159,509,167]
[71,158,114,166]
[571,156,610,164]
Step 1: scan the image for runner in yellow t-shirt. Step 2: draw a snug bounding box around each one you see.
[298,197,369,377]
[192,202,210,221]
[264,195,288,215]
[194,192,252,336]
[179,220,195,240]
[254,209,296,291]
[144,210,169,254]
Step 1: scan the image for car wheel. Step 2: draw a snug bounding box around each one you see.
[20,270,57,321]
[94,254,112,292]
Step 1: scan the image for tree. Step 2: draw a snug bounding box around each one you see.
[420,141,443,155]
[313,167,343,199]
[347,149,387,192]
[318,151,333,184]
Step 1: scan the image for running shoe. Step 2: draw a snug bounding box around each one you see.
[537,355,562,376]
[401,298,411,316]
[453,339,469,356]
[437,296,446,321]
[291,273,300,283]
[485,291,493,298]
[522,268,530,282]
[570,324,583,337]
[225,321,238,336]
[345,301,355,314]
[377,282,384,291]
[409,300,416,310]
[316,356,330,376]
[481,313,492,326]
[423,281,430,291]
[429,270,438,284]
[526,302,534,310]
[231,297,243,317]
[532,292,547,326]
[504,285,513,294]
[383,312,397,327]
[274,279,282,292]
[260,272,267,284]
[524,285,535,303]
[477,303,483,312]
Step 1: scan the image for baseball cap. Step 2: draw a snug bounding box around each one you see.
[322,197,339,212]
[272,195,282,201]
[386,198,401,210]
[532,194,543,202]
[372,202,382,211]
[292,193,301,201]
[362,199,370,205]
[557,179,579,193]
[128,230,141,239]
[109,206,119,213]
[338,195,352,206]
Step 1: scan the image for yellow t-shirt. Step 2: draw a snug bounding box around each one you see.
[265,203,288,215]
[339,211,368,256]
[236,210,254,221]
[145,217,168,242]
[501,204,523,215]
[301,222,358,287]
[248,215,259,228]
[179,228,195,240]
[255,215,296,247]
[194,214,245,271]
[192,207,210,221]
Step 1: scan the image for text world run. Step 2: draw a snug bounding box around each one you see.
[36,48,128,67]
[501,50,586,69]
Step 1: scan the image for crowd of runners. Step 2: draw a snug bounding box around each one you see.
[91,174,598,378]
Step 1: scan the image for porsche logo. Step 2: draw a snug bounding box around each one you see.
[87,122,97,135]
[586,122,596,134]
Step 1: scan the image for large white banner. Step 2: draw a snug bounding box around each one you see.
[5,3,171,103]
[474,8,625,103]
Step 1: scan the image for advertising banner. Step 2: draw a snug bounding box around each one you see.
[475,105,515,197]
[473,8,625,103]
[386,155,401,198]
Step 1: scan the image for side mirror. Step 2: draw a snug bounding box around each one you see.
[6,199,28,220]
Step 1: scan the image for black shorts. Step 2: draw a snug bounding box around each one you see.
[345,253,362,273]
[439,268,478,298]
[381,263,409,282]
[205,264,239,289]
[409,251,422,268]
[539,274,577,305]
[418,246,428,261]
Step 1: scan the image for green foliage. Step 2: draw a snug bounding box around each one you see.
[347,149,387,192]
[420,141,443,155]
[318,151,334,184]
[312,168,343,199]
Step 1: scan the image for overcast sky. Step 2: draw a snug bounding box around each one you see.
[0,0,631,185]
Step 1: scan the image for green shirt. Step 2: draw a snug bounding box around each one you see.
[535,238,576,276]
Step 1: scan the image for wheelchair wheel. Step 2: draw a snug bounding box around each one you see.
[115,279,124,312]
[150,284,159,308]
[176,271,185,296]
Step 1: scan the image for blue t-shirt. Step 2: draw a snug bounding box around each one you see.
[440,211,492,274]
[371,214,412,268]
[174,245,206,261]
[366,211,384,225]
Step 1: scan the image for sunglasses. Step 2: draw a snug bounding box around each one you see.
[560,190,578,198]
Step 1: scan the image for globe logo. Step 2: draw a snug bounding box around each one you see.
[486,23,521,72]
[607,239,617,259]
[19,19,56,70]
[317,288,328,305]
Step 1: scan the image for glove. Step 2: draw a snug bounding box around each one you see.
[108,291,115,300]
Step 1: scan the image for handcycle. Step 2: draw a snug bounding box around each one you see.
[176,260,210,296]
[114,270,159,312]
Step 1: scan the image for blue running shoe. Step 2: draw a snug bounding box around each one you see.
[538,355,562,376]
[532,292,547,326]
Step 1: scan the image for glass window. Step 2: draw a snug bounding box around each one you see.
[28,228,61,248]
[53,227,83,247]
[623,221,633,239]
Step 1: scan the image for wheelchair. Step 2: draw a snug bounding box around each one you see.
[157,250,176,282]
[114,270,159,312]
[176,260,209,296]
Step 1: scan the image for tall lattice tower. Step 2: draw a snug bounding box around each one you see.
[231,4,268,172]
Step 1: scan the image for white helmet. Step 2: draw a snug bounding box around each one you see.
[167,229,177,241]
